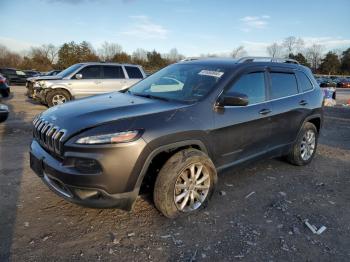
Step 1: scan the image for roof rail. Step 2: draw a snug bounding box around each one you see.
[236,56,299,64]
[180,57,201,62]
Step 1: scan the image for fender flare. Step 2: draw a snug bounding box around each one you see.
[134,139,209,190]
[295,113,322,142]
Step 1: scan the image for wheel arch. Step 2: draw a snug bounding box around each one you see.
[135,140,209,193]
[45,87,72,102]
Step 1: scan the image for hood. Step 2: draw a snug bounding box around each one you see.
[39,92,187,138]
[28,75,62,82]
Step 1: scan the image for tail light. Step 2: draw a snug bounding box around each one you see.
[0,78,6,83]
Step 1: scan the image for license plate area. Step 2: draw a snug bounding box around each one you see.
[30,152,43,177]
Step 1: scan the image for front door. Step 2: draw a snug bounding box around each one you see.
[70,65,102,98]
[212,69,272,168]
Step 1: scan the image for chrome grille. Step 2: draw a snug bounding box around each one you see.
[32,117,66,156]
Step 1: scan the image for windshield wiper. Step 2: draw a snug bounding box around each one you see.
[131,92,171,102]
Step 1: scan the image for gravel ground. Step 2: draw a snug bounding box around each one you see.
[0,86,350,261]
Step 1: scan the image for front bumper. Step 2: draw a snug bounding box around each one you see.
[30,139,148,210]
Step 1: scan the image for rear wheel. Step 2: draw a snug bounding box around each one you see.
[287,122,318,166]
[46,89,71,107]
[153,148,217,218]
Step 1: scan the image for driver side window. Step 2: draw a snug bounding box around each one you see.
[75,66,101,79]
[227,72,266,105]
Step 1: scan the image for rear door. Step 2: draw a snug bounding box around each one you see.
[124,66,144,89]
[70,65,103,97]
[266,68,306,149]
[213,67,272,167]
[101,65,126,92]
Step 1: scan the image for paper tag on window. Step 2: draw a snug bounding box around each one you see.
[198,70,224,78]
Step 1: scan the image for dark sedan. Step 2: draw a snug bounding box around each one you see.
[0,68,27,86]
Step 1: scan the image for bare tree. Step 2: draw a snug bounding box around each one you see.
[41,44,59,64]
[0,44,23,68]
[132,48,148,62]
[283,36,304,55]
[98,42,123,61]
[165,48,184,62]
[266,43,283,58]
[231,46,248,58]
[305,44,324,71]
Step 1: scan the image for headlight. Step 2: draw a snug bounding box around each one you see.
[75,130,140,145]
[33,82,41,88]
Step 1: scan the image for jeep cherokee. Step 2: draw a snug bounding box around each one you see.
[29,57,323,218]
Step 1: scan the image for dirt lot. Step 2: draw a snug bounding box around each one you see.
[1,86,350,261]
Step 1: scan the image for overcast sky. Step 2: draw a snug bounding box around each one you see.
[1,0,350,56]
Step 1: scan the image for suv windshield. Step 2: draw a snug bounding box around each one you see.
[56,64,82,78]
[128,63,226,102]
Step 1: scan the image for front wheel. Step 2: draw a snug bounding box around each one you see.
[287,122,318,166]
[154,148,217,218]
[46,89,71,107]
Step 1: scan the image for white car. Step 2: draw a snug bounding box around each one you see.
[34,62,146,107]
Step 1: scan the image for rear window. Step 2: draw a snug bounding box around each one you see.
[270,72,298,99]
[103,66,125,79]
[296,71,314,92]
[125,66,143,79]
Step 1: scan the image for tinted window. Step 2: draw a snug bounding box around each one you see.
[296,71,314,92]
[125,66,143,79]
[77,66,101,79]
[103,66,124,79]
[227,72,266,104]
[270,72,298,99]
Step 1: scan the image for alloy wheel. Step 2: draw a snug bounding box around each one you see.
[300,130,316,161]
[174,163,210,212]
[52,94,67,105]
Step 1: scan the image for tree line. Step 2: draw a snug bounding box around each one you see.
[0,41,185,73]
[0,37,350,75]
[265,36,350,75]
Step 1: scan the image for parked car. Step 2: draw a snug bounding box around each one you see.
[337,79,350,88]
[319,80,337,88]
[40,70,62,77]
[32,62,146,107]
[0,68,28,86]
[29,57,323,218]
[0,74,10,97]
[24,70,40,78]
[0,104,9,123]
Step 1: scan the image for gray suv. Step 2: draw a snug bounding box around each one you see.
[30,57,323,218]
[33,62,146,107]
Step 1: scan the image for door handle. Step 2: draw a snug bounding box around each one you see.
[259,109,271,115]
[299,100,308,106]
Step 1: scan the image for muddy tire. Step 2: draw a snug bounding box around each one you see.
[154,148,217,218]
[287,122,318,166]
[46,89,71,107]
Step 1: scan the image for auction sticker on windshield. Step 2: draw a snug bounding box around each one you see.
[198,70,224,78]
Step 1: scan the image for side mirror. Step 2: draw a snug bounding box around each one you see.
[0,104,9,123]
[217,91,249,107]
[75,73,82,80]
